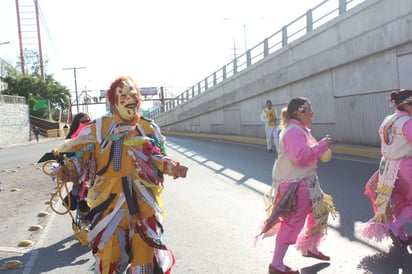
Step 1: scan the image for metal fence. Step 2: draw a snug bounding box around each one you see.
[0,94,26,104]
[148,0,366,118]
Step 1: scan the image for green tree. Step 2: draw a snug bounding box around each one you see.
[2,74,71,120]
[2,50,71,120]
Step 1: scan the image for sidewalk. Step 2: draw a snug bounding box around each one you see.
[0,136,64,149]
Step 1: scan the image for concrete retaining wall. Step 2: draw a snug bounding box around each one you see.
[0,100,30,146]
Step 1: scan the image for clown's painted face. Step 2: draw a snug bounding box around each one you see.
[113,80,140,121]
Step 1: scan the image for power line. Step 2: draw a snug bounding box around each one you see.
[37,3,59,64]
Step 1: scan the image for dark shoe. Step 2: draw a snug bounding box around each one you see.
[78,199,90,213]
[302,250,330,261]
[268,264,299,274]
[389,228,402,246]
[400,235,412,246]
[63,191,78,210]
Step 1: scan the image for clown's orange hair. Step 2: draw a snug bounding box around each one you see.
[106,76,143,107]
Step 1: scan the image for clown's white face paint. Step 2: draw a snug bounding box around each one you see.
[113,80,140,121]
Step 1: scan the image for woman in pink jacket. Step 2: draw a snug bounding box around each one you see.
[259,97,336,274]
[359,89,412,245]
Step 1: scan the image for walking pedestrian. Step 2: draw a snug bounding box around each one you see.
[44,76,188,274]
[33,126,40,143]
[64,112,92,216]
[66,112,91,139]
[358,89,412,246]
[257,97,337,274]
[261,100,279,153]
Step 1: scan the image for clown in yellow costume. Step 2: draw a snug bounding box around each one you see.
[44,76,188,274]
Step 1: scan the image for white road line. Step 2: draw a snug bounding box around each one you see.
[22,200,60,274]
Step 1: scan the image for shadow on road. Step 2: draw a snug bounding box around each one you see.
[165,136,399,273]
[300,262,331,274]
[357,245,412,274]
[0,236,91,273]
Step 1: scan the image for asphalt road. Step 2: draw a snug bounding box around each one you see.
[0,136,411,274]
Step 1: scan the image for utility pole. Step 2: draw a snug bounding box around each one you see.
[160,86,165,112]
[34,0,45,81]
[15,0,45,80]
[230,38,240,60]
[242,24,247,51]
[64,66,86,113]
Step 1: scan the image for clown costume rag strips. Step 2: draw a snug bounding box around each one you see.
[40,76,188,274]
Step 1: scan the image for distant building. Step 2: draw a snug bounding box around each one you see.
[0,57,19,93]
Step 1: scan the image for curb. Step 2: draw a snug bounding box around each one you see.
[0,137,65,149]
[331,144,380,159]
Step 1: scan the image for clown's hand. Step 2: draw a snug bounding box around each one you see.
[57,162,79,184]
[174,163,188,178]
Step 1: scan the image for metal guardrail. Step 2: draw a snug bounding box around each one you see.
[0,94,26,104]
[148,0,366,118]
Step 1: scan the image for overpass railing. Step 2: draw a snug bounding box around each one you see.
[148,0,366,118]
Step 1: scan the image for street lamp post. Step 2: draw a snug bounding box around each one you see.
[242,24,247,52]
[223,18,264,52]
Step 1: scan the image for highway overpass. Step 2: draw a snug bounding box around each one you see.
[152,0,412,147]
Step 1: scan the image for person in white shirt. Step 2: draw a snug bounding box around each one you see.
[261,100,279,153]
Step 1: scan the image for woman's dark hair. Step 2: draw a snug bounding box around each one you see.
[279,97,311,129]
[66,112,90,139]
[389,89,412,111]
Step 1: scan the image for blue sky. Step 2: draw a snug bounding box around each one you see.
[1,0,322,115]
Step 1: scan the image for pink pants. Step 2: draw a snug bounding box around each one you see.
[392,158,412,220]
[276,181,314,245]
